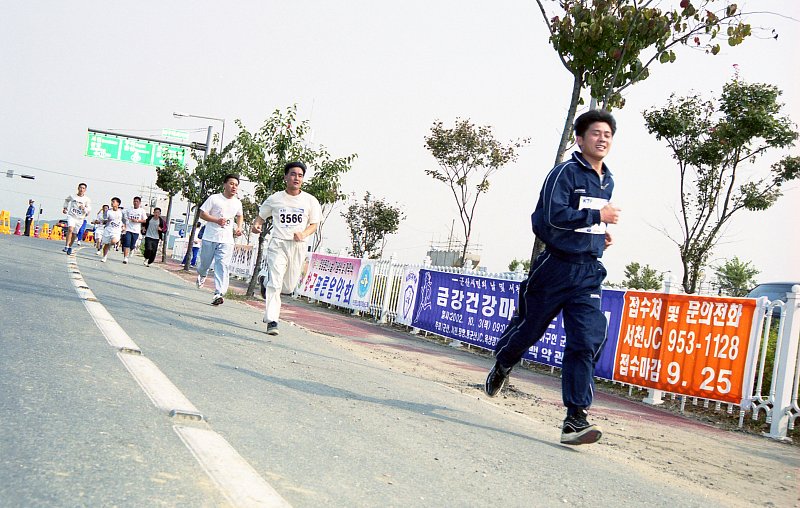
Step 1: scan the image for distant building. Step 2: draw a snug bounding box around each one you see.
[426,239,481,268]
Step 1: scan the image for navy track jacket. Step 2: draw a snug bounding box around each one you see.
[531,151,614,260]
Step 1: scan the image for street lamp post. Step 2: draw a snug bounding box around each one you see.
[173,111,221,270]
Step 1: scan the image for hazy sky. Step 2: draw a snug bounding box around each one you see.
[2,1,798,285]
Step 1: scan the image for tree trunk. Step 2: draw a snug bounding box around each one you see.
[161,194,173,263]
[246,228,268,297]
[183,205,202,272]
[530,74,584,267]
[460,238,469,268]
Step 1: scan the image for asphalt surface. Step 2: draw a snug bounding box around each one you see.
[1,233,797,507]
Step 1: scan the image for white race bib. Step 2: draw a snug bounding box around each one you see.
[575,196,607,234]
[277,207,305,228]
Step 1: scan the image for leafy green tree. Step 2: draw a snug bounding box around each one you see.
[530,0,756,261]
[714,256,759,297]
[508,258,531,273]
[239,196,260,245]
[643,79,799,293]
[536,0,752,164]
[155,156,185,262]
[234,105,356,296]
[621,261,663,290]
[181,141,243,271]
[342,192,404,259]
[425,118,528,266]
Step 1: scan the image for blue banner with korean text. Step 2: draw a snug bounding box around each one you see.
[522,289,625,379]
[411,269,520,350]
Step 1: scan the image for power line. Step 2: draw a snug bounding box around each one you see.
[0,159,154,188]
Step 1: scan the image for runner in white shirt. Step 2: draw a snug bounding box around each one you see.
[100,197,126,263]
[196,175,244,306]
[252,161,321,335]
[93,204,109,255]
[62,182,91,256]
[121,196,148,264]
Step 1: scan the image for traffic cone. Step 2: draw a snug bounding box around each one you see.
[33,224,39,237]
[13,221,22,235]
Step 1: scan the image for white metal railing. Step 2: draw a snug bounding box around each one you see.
[169,240,800,441]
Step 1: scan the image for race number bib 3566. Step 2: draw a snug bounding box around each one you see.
[277,207,305,227]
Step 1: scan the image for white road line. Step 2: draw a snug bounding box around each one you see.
[82,300,141,352]
[175,426,291,508]
[67,251,292,508]
[117,353,201,415]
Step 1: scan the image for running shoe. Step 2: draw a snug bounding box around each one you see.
[560,409,603,445]
[211,293,224,306]
[484,362,511,397]
[266,321,279,336]
[196,274,206,288]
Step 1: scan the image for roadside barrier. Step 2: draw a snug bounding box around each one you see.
[0,210,9,234]
[169,239,800,441]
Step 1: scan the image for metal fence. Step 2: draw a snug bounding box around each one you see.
[170,239,800,441]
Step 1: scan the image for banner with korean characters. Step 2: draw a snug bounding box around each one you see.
[395,267,421,326]
[350,259,377,312]
[523,289,626,379]
[411,270,520,349]
[612,292,758,404]
[297,253,360,308]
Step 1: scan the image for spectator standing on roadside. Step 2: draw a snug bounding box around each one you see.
[251,161,321,335]
[484,110,621,446]
[62,183,91,256]
[183,222,204,267]
[121,196,147,264]
[24,199,35,236]
[142,207,167,266]
[196,175,243,306]
[100,197,125,263]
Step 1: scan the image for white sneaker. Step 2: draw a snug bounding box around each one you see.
[101,255,107,263]
[196,274,206,288]
[122,257,128,264]
[143,259,149,266]
[96,249,102,256]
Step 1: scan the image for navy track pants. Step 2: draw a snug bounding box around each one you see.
[494,251,608,411]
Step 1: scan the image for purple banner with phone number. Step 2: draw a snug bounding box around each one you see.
[409,269,625,380]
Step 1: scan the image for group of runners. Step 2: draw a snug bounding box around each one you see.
[59,161,322,339]
[61,185,166,265]
[55,109,620,446]
[194,163,321,338]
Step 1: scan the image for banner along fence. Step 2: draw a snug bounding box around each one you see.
[171,243,799,440]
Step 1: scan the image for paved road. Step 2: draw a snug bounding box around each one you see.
[1,234,797,507]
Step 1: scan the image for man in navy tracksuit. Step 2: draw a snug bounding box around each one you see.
[485,109,621,445]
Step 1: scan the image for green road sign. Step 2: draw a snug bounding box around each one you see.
[86,132,122,160]
[153,144,187,167]
[162,128,189,140]
[86,132,186,167]
[120,138,155,165]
